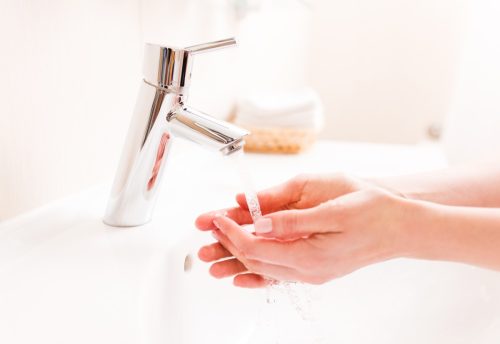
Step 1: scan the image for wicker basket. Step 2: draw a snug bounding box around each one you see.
[237,124,318,154]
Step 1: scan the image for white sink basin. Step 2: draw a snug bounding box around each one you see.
[1,140,499,343]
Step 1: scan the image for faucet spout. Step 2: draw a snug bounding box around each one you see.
[168,105,249,156]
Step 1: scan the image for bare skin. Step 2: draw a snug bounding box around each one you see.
[195,171,500,288]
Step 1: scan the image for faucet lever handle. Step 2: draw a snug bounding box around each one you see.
[185,37,237,55]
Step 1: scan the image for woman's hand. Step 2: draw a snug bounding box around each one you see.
[195,174,378,288]
[195,174,416,288]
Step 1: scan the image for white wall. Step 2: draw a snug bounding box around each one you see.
[443,0,500,164]
[309,0,466,143]
[0,1,142,220]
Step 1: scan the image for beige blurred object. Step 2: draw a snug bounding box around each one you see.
[231,88,324,154]
[237,125,317,154]
[230,1,317,154]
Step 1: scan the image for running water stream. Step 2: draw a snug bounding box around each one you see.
[228,150,321,343]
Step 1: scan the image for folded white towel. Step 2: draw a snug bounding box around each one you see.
[235,88,324,131]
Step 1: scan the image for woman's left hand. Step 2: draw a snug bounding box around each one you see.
[196,188,421,288]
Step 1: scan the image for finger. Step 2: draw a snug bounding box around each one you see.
[213,230,299,281]
[209,258,247,279]
[195,207,253,231]
[213,215,307,268]
[198,242,232,262]
[254,201,340,240]
[233,273,270,288]
[236,176,305,213]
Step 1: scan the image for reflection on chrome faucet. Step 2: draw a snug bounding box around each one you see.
[104,38,249,227]
[147,132,170,192]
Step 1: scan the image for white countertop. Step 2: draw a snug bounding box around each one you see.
[1,140,499,344]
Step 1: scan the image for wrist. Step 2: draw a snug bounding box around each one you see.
[401,202,500,269]
[393,197,443,259]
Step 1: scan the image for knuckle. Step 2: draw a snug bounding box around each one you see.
[363,187,393,203]
[289,173,310,189]
[331,172,363,192]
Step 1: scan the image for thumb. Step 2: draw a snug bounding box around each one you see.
[254,201,339,240]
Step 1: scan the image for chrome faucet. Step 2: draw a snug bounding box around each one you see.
[104,38,248,227]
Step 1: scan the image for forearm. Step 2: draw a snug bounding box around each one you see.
[404,200,500,271]
[373,162,500,207]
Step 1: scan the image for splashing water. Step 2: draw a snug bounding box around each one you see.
[228,150,321,343]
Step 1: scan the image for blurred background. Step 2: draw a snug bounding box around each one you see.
[1,0,500,220]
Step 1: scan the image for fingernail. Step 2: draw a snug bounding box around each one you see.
[255,217,272,234]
